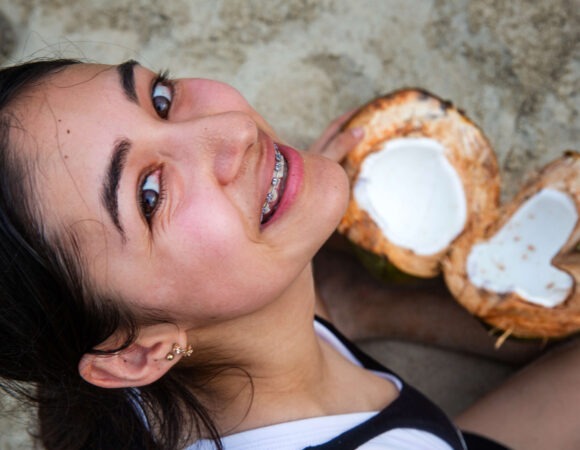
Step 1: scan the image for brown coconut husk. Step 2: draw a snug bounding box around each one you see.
[443,152,580,339]
[339,89,499,277]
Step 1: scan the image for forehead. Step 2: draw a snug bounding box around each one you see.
[15,63,121,155]
[12,63,127,235]
[24,63,121,135]
[25,63,117,107]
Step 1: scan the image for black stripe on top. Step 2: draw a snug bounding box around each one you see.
[305,317,469,450]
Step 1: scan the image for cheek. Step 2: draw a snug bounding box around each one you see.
[174,193,248,260]
[158,199,297,319]
[190,80,276,136]
[191,80,253,116]
[168,195,259,293]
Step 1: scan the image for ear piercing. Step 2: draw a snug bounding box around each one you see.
[165,343,193,361]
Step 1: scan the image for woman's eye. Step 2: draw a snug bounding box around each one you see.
[152,80,173,119]
[140,170,162,223]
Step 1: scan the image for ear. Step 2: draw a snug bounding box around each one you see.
[78,323,189,389]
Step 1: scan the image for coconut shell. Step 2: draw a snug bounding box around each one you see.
[338,89,499,277]
[443,152,580,339]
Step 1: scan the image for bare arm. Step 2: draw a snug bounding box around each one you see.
[455,336,580,449]
[314,247,546,364]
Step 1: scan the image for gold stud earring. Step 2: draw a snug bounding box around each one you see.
[165,343,193,361]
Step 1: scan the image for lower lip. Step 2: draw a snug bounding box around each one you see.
[262,143,304,229]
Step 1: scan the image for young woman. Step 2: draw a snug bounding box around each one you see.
[0,59,578,450]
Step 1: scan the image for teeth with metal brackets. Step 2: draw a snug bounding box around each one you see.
[260,144,287,223]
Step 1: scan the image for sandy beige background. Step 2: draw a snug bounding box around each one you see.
[0,0,578,447]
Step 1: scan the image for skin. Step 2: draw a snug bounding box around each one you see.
[19,63,347,325]
[456,337,580,449]
[12,63,396,435]
[11,63,580,448]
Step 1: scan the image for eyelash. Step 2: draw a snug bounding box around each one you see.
[151,70,175,119]
[139,166,167,227]
[139,70,173,226]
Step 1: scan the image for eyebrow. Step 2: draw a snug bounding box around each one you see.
[116,60,140,104]
[98,61,141,241]
[101,139,131,240]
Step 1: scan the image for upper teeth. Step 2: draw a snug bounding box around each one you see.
[261,144,287,222]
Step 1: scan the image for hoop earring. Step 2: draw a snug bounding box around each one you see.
[165,343,193,361]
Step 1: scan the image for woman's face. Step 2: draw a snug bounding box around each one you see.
[15,63,348,326]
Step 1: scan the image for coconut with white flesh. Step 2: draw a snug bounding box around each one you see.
[444,152,580,339]
[339,89,499,277]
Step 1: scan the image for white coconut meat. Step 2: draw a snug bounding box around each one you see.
[467,188,578,307]
[353,138,467,256]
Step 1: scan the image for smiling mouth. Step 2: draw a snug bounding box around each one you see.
[260,143,288,225]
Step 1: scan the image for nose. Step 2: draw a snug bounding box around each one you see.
[167,111,259,185]
[209,112,259,185]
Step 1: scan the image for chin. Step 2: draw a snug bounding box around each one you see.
[306,155,350,246]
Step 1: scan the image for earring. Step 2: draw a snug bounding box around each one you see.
[165,343,193,361]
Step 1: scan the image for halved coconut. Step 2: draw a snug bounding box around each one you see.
[338,89,499,277]
[443,152,580,339]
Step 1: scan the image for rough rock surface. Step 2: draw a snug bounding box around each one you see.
[0,0,578,447]
[0,10,15,62]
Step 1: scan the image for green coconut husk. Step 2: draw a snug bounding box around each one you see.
[351,244,430,286]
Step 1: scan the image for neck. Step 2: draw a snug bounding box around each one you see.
[188,262,319,378]
[184,263,396,436]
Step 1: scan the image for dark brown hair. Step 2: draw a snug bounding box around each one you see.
[0,59,222,450]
